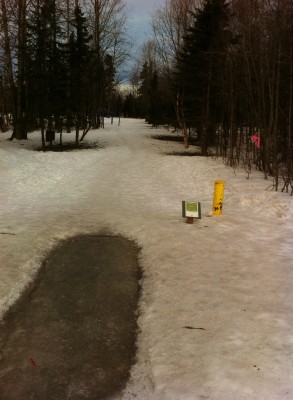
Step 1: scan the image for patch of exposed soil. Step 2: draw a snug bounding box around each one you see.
[0,235,140,400]
[34,142,103,152]
[165,151,202,157]
[151,134,198,146]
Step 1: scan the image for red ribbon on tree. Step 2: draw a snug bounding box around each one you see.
[252,134,261,148]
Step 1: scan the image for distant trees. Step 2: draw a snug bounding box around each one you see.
[0,0,128,144]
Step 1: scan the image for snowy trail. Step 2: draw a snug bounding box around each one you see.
[0,118,293,399]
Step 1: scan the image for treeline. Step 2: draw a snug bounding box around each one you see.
[0,0,128,147]
[127,0,293,193]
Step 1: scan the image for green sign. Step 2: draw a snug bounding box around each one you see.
[182,201,201,219]
[186,203,198,212]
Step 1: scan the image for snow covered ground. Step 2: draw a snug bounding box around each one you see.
[0,118,292,399]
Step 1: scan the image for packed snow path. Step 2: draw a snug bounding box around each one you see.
[0,118,293,399]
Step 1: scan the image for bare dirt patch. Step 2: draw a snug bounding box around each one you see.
[0,235,140,400]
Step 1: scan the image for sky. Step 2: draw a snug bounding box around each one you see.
[125,0,166,49]
[0,119,293,399]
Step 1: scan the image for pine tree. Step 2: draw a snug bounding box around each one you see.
[148,70,162,127]
[66,5,92,145]
[138,61,163,125]
[177,0,231,154]
[26,0,66,148]
[104,54,116,108]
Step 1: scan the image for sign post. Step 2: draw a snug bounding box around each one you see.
[182,201,201,224]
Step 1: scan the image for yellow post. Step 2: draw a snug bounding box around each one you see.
[213,180,225,215]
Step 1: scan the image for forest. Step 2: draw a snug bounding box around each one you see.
[0,0,129,146]
[0,0,292,193]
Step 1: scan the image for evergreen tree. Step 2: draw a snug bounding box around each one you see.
[138,61,152,119]
[66,5,92,145]
[138,61,163,125]
[122,93,136,117]
[103,53,116,114]
[177,0,232,154]
[148,69,162,127]
[26,0,66,148]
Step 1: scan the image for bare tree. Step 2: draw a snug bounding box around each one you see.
[85,0,128,126]
[151,0,201,68]
[229,0,293,185]
[0,0,17,133]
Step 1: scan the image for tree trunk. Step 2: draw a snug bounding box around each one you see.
[176,90,189,149]
[75,120,80,147]
[1,0,17,136]
[14,0,27,140]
